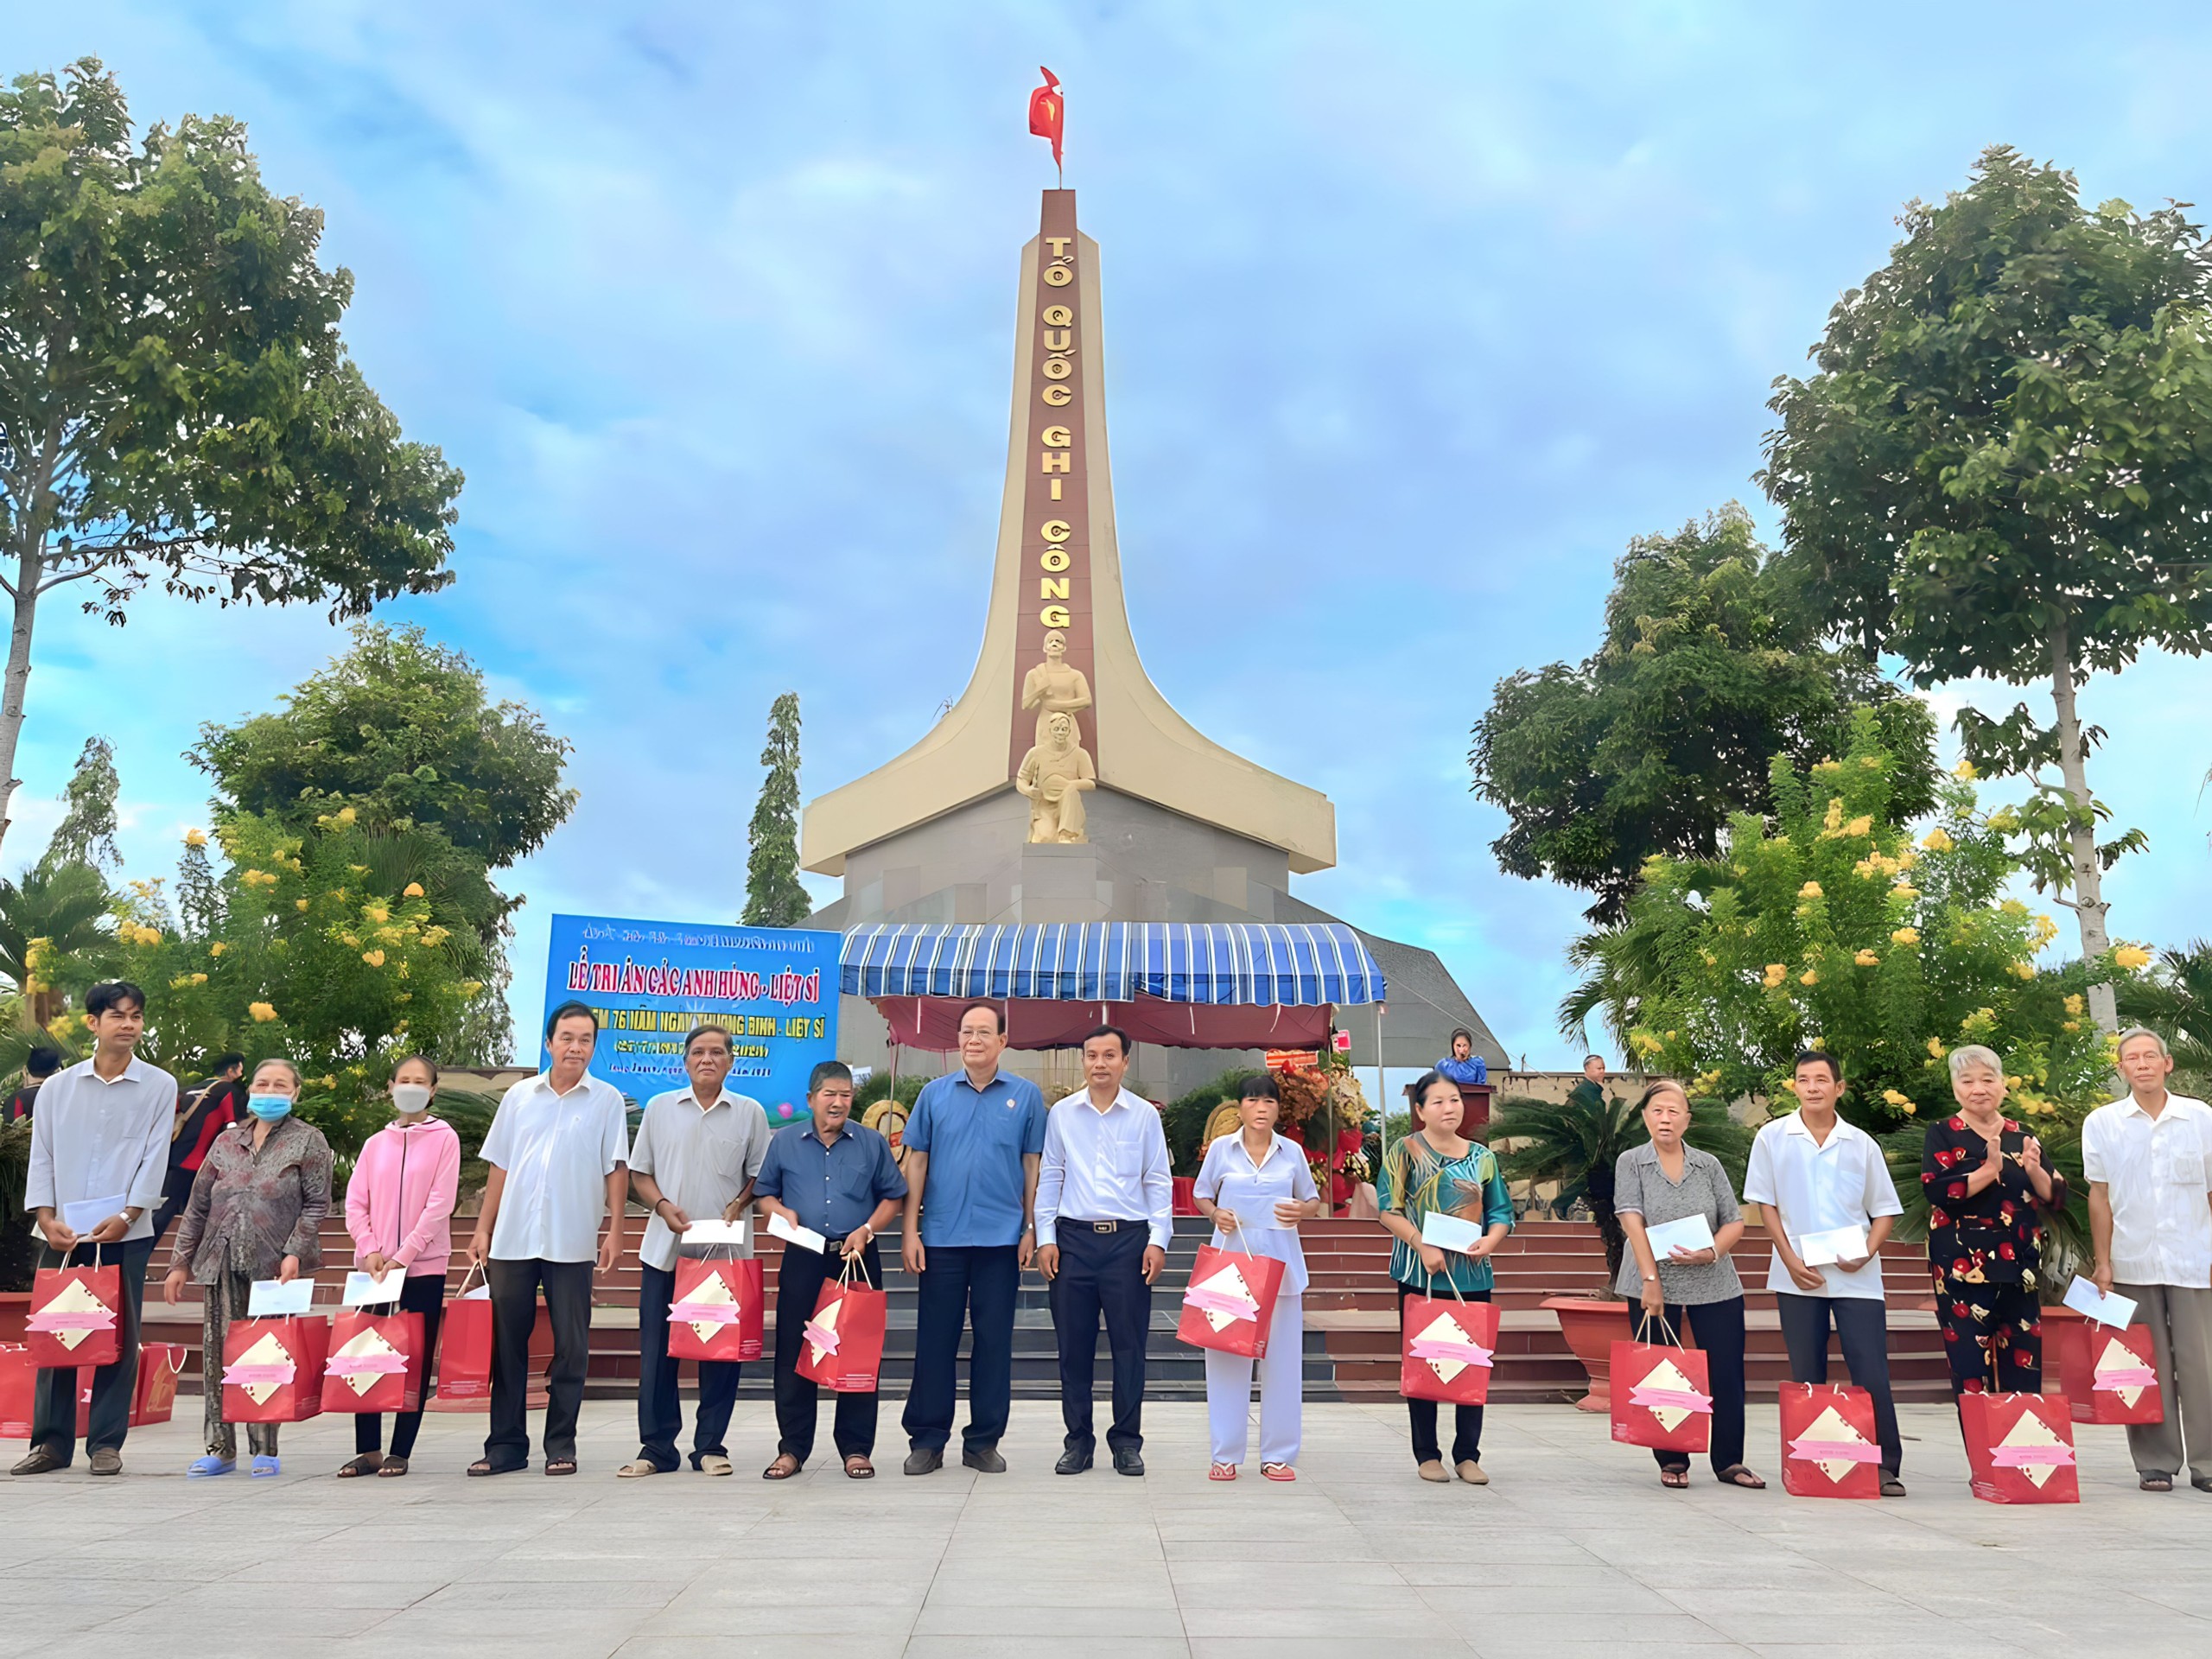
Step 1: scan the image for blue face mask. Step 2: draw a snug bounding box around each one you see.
[246,1094,293,1122]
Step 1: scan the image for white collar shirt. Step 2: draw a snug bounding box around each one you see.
[480,1071,631,1263]
[1192,1130,1319,1293]
[24,1055,178,1243]
[629,1085,773,1271]
[2082,1092,2212,1288]
[1035,1085,1173,1249]
[1741,1110,1902,1300]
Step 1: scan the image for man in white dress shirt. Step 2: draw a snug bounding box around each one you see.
[467,1001,631,1477]
[1035,1025,1172,1476]
[2086,1027,2212,1492]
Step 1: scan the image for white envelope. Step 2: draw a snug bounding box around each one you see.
[1419,1211,1486,1254]
[61,1194,129,1234]
[458,1284,492,1301]
[680,1218,751,1249]
[341,1268,408,1307]
[247,1277,315,1317]
[766,1211,827,1255]
[1796,1225,1869,1268]
[2064,1275,2139,1330]
[1643,1213,1717,1258]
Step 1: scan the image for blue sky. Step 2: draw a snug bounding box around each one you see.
[10,3,2212,1067]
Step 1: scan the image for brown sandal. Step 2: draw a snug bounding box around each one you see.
[1716,1464,1766,1490]
[763,1453,803,1480]
[336,1453,384,1478]
[843,1454,874,1479]
[543,1459,577,1477]
[1660,1468,1690,1489]
[377,1457,409,1478]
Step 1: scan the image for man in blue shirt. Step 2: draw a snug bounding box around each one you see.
[754,1061,906,1479]
[899,1001,1046,1474]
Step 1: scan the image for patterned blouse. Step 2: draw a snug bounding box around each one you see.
[1378,1133,1514,1294]
[171,1114,334,1284]
[1921,1113,2069,1292]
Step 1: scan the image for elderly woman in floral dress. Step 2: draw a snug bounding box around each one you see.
[1921,1044,2067,1407]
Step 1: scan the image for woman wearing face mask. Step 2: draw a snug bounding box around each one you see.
[337,1057,462,1477]
[165,1058,334,1478]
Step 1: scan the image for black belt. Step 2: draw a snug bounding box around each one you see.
[1071,1218,1141,1234]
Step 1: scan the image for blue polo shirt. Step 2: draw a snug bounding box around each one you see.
[753,1120,906,1239]
[904,1068,1047,1248]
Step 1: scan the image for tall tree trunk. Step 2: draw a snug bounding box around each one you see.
[0,546,44,854]
[2050,620,2118,1034]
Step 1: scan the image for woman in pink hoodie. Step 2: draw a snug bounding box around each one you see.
[339,1056,461,1477]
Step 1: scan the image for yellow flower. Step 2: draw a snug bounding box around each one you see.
[362,950,386,968]
[1927,1037,1946,1058]
[1922,828,1955,853]
[1763,963,1789,988]
[1954,760,1978,780]
[321,1075,337,1089]
[403,881,425,898]
[1891,927,1920,946]
[2064,993,2085,1016]
[1844,816,1872,837]
[184,828,208,848]
[1799,881,1823,899]
[363,904,390,924]
[1854,949,1880,967]
[419,926,449,947]
[461,981,484,996]
[296,899,310,912]
[1891,884,1921,902]
[248,1001,277,1023]
[2113,944,2152,971]
[2009,962,2035,980]
[210,942,226,957]
[335,807,358,826]
[1882,1088,1912,1107]
[2063,1019,2082,1033]
[1899,1101,1917,1116]
[1799,969,1819,985]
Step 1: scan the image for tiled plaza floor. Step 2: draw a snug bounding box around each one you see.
[2,1398,2205,1658]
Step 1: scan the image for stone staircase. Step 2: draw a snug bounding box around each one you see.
[136,1211,1953,1404]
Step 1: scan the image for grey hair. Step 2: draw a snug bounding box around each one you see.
[2116,1026,2171,1059]
[249,1056,303,1090]
[1948,1044,2004,1082]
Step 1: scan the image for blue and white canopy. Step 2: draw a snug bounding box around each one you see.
[839,922,1386,1007]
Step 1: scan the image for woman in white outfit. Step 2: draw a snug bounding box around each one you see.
[1191,1073,1324,1481]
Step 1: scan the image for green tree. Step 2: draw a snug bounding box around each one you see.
[190,621,573,867]
[0,859,114,1030]
[40,736,120,872]
[1761,148,2212,1033]
[742,692,810,927]
[2117,941,2212,1095]
[0,60,461,851]
[1471,505,1937,925]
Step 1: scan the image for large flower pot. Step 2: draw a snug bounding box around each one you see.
[1542,1294,1633,1413]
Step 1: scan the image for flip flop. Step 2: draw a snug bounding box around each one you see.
[1715,1464,1766,1490]
[763,1454,803,1480]
[377,1458,410,1478]
[1209,1462,1238,1481]
[337,1454,384,1478]
[543,1459,577,1477]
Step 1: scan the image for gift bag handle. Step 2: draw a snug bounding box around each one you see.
[840,1252,876,1292]
[454,1261,486,1299]
[1421,1264,1470,1306]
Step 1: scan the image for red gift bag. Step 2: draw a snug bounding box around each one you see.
[24,1255,123,1369]
[2057,1322,2164,1426]
[435,1271,494,1403]
[220,1315,330,1424]
[1177,1239,1287,1359]
[795,1260,888,1393]
[1779,1383,1883,1498]
[321,1311,425,1414]
[1609,1327,1713,1453]
[134,1343,188,1427]
[1963,1390,2080,1504]
[1399,1284,1499,1406]
[667,1255,766,1363]
[0,1345,34,1439]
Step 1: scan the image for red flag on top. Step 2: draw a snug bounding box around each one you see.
[1028,67,1064,181]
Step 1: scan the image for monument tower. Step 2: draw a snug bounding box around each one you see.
[803,186,1499,1090]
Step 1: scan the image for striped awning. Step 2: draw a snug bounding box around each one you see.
[838,923,1385,1007]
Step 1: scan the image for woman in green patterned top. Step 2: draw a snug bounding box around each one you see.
[1378,1070,1514,1484]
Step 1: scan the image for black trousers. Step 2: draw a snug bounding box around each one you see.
[903,1243,1020,1452]
[1634,1297,1748,1475]
[30,1236,155,1461]
[354,1272,447,1460]
[483,1257,594,1468]
[1050,1224,1152,1455]
[1936,1276,2042,1398]
[773,1242,882,1464]
[149,1166,197,1248]
[1777,1291,1903,1474]
[1399,1281,1489,1465]
[637,1261,742,1470]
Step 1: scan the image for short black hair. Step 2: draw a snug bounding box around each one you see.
[85,981,146,1019]
[1450,1027,1475,1049]
[1793,1048,1842,1081]
[683,1024,733,1055]
[544,999,599,1040]
[394,1053,442,1088]
[25,1046,61,1078]
[956,1000,1005,1036]
[809,1059,855,1095]
[1082,1024,1132,1058]
[212,1051,245,1075]
[1237,1072,1281,1102]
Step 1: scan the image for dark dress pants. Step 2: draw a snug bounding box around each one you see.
[1634,1296,1748,1475]
[1050,1224,1151,1455]
[902,1243,1020,1452]
[773,1241,882,1464]
[30,1236,155,1461]
[1398,1281,1489,1464]
[354,1271,448,1459]
[1777,1291,1904,1474]
[636,1261,742,1471]
[483,1256,594,1468]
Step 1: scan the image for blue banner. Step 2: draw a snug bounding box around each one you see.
[543,912,840,1124]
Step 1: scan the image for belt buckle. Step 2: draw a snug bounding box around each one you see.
[1092,1220,1116,1234]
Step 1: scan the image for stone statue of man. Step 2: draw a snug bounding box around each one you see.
[1016,711,1096,843]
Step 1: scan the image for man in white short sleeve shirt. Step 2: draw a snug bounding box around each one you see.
[467,1001,630,1476]
[2085,1027,2212,1491]
[1743,1049,1906,1493]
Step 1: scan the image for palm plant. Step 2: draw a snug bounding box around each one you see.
[0,861,117,1027]
[2118,940,2212,1096]
[1491,1085,1753,1289]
